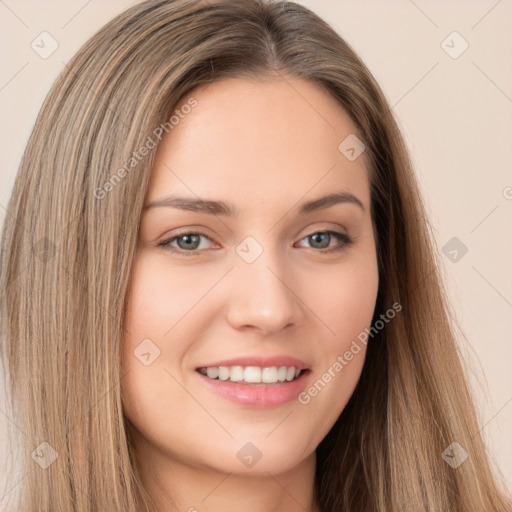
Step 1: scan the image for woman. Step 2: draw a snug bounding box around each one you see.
[0,0,510,510]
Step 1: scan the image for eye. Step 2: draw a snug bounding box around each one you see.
[158,229,353,256]
[158,231,216,255]
[295,230,354,253]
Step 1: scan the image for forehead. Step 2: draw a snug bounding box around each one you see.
[146,76,370,212]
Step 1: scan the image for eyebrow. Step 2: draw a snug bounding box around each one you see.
[144,191,365,216]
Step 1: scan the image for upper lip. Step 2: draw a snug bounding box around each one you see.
[196,355,310,370]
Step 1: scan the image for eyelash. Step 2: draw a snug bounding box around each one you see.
[157,229,354,256]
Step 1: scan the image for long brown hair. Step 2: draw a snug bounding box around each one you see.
[1,0,510,510]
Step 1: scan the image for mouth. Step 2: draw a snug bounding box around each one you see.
[197,365,306,384]
[195,359,311,408]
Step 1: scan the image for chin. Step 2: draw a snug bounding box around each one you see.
[196,436,314,476]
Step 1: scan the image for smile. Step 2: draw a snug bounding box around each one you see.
[197,365,303,384]
[195,366,311,408]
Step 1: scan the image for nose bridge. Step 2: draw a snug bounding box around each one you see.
[226,235,302,332]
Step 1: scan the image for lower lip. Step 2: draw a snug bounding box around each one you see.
[196,370,310,408]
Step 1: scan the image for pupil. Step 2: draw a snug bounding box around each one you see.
[311,232,329,249]
[178,234,199,250]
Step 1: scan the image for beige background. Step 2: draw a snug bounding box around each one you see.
[1,0,511,505]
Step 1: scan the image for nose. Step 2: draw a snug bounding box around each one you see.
[225,248,305,335]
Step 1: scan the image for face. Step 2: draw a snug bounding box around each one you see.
[121,76,379,477]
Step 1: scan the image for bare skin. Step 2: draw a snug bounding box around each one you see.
[121,76,379,512]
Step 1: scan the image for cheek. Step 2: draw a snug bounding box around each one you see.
[295,242,378,410]
[295,258,378,440]
[123,253,208,336]
[307,249,379,352]
[121,251,225,370]
[121,255,184,421]
[120,252,227,420]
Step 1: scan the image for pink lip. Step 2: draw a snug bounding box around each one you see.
[196,369,311,408]
[195,355,310,370]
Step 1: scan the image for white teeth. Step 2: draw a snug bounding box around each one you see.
[206,367,219,379]
[244,366,261,383]
[261,367,278,383]
[218,366,230,381]
[199,365,304,384]
[229,366,244,382]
